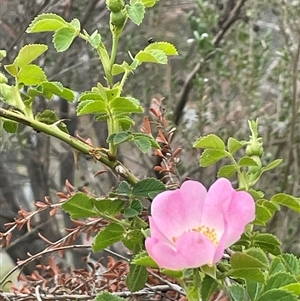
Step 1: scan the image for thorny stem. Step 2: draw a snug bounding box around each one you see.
[0,108,140,186]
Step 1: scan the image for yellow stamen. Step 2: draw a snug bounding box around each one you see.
[192,225,218,246]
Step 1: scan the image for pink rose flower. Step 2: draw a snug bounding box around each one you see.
[145,178,255,270]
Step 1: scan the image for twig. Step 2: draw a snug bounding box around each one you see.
[0,285,182,300]
[35,286,43,301]
[280,7,300,192]
[173,0,248,125]
[0,245,91,287]
[147,269,186,296]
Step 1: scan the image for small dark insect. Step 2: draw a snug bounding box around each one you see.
[148,37,155,44]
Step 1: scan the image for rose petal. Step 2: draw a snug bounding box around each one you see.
[146,231,216,270]
[224,190,255,246]
[200,178,255,258]
[148,216,175,248]
[150,181,207,239]
[200,178,230,240]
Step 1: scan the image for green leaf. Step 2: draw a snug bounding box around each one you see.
[95,114,109,122]
[0,84,15,106]
[141,0,157,7]
[110,97,143,113]
[133,133,160,149]
[281,283,300,295]
[122,230,144,252]
[53,27,77,52]
[14,44,48,69]
[126,2,145,25]
[264,272,297,291]
[200,265,216,280]
[4,64,18,77]
[35,109,68,133]
[257,289,298,301]
[228,268,265,283]
[134,137,151,153]
[77,99,107,115]
[227,137,245,154]
[271,193,300,212]
[92,223,125,252]
[245,248,269,267]
[40,81,74,101]
[123,199,143,218]
[115,181,131,195]
[270,257,286,275]
[112,64,125,76]
[261,159,282,172]
[193,134,226,149]
[254,203,273,226]
[107,132,132,145]
[87,30,101,49]
[280,254,300,276]
[144,42,178,56]
[249,189,265,200]
[228,284,246,301]
[3,120,18,133]
[26,13,68,33]
[70,18,80,31]
[217,164,236,178]
[93,198,125,215]
[132,251,159,268]
[62,192,98,219]
[200,275,218,301]
[245,280,263,301]
[18,64,47,85]
[135,49,168,64]
[119,116,135,130]
[132,177,166,198]
[238,156,259,167]
[257,199,280,216]
[229,252,266,282]
[252,233,282,256]
[95,292,126,301]
[132,216,148,229]
[79,91,105,102]
[125,264,148,292]
[199,149,228,167]
[106,87,120,101]
[231,252,268,269]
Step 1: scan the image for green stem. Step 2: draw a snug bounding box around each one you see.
[107,110,118,156]
[78,32,112,86]
[110,31,121,71]
[0,107,140,186]
[226,151,249,190]
[97,41,113,86]
[120,69,130,91]
[185,268,202,301]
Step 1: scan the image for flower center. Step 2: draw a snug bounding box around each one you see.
[193,225,218,246]
[172,225,218,246]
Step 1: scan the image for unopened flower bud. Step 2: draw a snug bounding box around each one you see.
[110,10,126,28]
[246,140,263,157]
[106,0,124,13]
